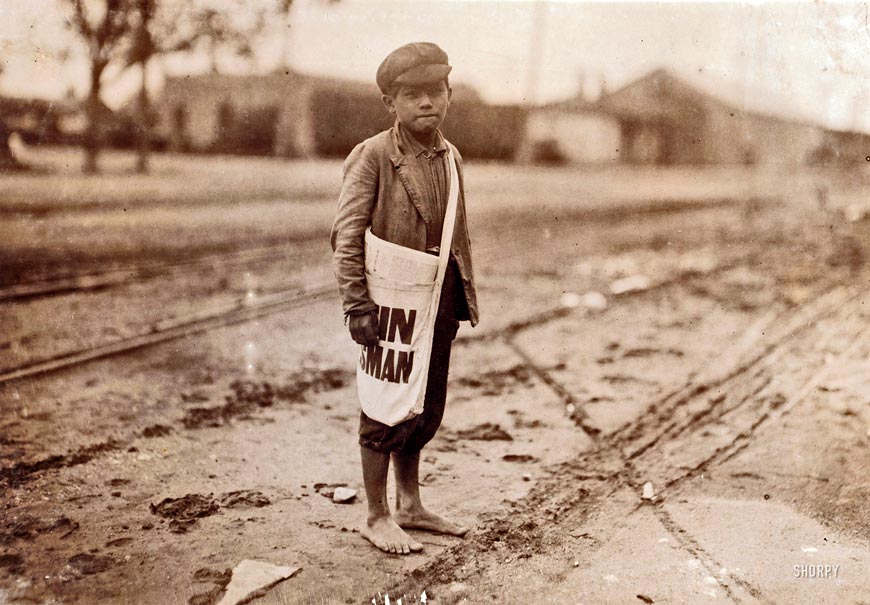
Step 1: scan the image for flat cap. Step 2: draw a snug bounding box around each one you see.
[376,42,452,94]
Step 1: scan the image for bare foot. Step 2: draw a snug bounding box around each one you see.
[395,507,469,537]
[360,516,424,554]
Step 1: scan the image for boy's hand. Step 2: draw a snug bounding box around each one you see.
[349,312,379,346]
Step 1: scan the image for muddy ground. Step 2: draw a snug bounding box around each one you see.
[1,152,869,604]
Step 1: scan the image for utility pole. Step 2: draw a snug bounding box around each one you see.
[524,1,547,106]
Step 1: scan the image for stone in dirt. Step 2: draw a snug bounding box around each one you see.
[313,483,347,499]
[219,490,271,509]
[560,292,582,308]
[642,482,656,501]
[150,494,220,522]
[457,423,514,441]
[610,274,651,295]
[215,560,301,605]
[581,291,608,311]
[332,487,357,504]
[844,203,869,223]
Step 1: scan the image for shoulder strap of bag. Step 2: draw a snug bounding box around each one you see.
[435,147,460,288]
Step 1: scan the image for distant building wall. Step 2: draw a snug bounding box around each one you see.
[156,73,315,156]
[599,69,826,166]
[703,102,824,165]
[156,72,524,161]
[811,130,870,165]
[443,103,527,162]
[519,108,621,164]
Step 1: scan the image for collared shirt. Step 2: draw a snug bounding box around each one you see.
[331,127,479,325]
[395,121,449,250]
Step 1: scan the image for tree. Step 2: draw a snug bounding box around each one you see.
[127,0,155,174]
[63,0,268,173]
[63,0,332,173]
[123,0,275,173]
[65,0,134,174]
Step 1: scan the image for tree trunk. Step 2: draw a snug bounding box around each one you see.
[84,62,105,175]
[135,59,150,174]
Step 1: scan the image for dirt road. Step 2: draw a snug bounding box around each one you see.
[1,156,869,604]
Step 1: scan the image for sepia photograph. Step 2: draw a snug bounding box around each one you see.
[1,0,869,603]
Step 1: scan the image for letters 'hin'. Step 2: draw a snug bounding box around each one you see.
[377,305,416,345]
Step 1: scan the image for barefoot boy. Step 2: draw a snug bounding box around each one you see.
[331,42,479,554]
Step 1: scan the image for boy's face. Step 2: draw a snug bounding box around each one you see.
[382,80,452,140]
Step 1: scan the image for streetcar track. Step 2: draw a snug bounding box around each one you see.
[650,505,762,604]
[2,196,767,302]
[610,284,856,459]
[659,319,870,493]
[0,238,326,302]
[613,290,866,505]
[478,251,761,443]
[389,279,864,601]
[0,283,335,385]
[618,470,761,603]
[1,244,746,388]
[506,338,602,440]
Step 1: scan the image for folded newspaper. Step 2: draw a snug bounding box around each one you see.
[364,230,438,285]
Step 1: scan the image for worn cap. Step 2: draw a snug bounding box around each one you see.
[376,42,452,94]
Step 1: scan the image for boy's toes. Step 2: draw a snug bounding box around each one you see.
[361,518,423,555]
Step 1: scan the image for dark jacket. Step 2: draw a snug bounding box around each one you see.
[330,126,479,326]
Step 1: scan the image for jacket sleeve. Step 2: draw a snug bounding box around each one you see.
[330,141,380,316]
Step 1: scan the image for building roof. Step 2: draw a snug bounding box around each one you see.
[158,68,482,103]
[598,68,822,129]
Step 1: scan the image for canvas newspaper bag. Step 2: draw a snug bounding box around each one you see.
[357,148,460,426]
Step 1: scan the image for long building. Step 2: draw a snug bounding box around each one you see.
[596,69,826,165]
[155,67,863,166]
[154,70,524,160]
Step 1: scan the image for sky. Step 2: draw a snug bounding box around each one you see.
[1,0,869,132]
